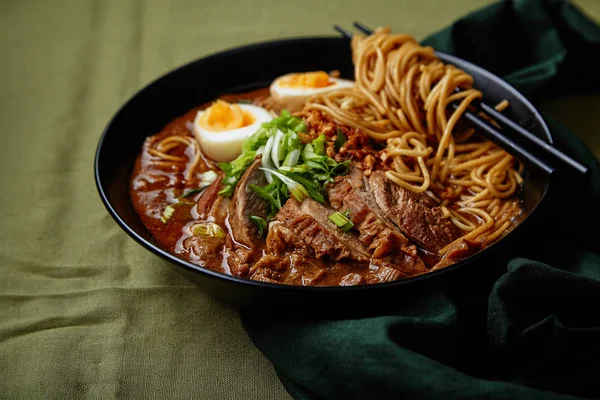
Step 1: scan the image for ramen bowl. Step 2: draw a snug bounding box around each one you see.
[95,37,553,310]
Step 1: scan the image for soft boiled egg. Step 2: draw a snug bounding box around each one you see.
[193,100,272,162]
[269,71,354,112]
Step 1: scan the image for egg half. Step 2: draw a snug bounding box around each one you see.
[193,100,272,162]
[269,71,354,112]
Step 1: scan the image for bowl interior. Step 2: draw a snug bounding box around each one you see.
[95,37,552,299]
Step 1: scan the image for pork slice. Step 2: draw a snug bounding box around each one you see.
[195,174,230,226]
[328,175,409,257]
[228,157,267,247]
[250,249,329,286]
[226,157,267,277]
[339,273,364,286]
[368,265,403,283]
[268,198,370,262]
[327,170,427,275]
[368,171,461,253]
[182,236,225,273]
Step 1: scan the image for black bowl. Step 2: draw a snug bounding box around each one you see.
[95,37,553,310]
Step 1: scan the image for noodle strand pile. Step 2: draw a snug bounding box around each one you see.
[306,27,523,253]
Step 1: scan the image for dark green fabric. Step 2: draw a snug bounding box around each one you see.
[242,1,600,399]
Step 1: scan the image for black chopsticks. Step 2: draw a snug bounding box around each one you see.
[477,101,587,175]
[333,22,590,177]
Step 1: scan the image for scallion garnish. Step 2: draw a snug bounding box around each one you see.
[334,129,347,152]
[191,222,225,238]
[218,111,353,231]
[290,184,308,202]
[199,170,218,185]
[181,188,205,198]
[249,215,268,237]
[180,170,219,198]
[248,184,282,212]
[218,110,307,196]
[328,211,354,231]
[160,205,176,224]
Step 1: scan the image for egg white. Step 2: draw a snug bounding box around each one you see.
[271,76,354,97]
[193,103,272,162]
[269,75,355,112]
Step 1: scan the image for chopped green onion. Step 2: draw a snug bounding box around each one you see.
[290,184,308,202]
[328,211,354,231]
[160,205,176,224]
[180,170,218,198]
[271,129,284,168]
[218,151,256,197]
[293,121,307,133]
[331,160,351,176]
[284,173,325,203]
[282,149,300,167]
[325,157,338,167]
[312,134,326,156]
[260,168,299,191]
[200,170,218,185]
[249,184,282,211]
[262,136,276,182]
[301,143,323,162]
[276,130,288,163]
[312,172,332,182]
[305,160,327,171]
[236,99,253,104]
[191,222,226,238]
[249,215,268,237]
[181,188,206,198]
[334,129,347,152]
[279,164,310,173]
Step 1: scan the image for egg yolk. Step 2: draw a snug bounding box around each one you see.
[278,71,333,88]
[198,100,255,132]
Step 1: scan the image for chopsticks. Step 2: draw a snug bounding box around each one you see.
[333,22,590,177]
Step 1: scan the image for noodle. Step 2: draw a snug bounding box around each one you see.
[148,134,202,182]
[305,27,523,255]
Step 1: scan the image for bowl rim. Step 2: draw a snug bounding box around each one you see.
[95,35,553,293]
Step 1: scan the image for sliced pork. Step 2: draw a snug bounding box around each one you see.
[267,198,371,262]
[226,157,267,276]
[368,170,461,253]
[327,169,427,276]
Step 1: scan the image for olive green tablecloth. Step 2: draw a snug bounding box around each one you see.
[1,0,599,399]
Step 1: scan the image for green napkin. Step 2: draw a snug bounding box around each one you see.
[242,1,600,399]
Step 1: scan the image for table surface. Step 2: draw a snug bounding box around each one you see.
[1,0,599,398]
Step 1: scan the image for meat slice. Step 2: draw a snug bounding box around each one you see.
[339,273,364,286]
[228,157,267,247]
[369,265,403,283]
[226,157,267,277]
[327,170,427,275]
[328,175,407,257]
[331,168,428,274]
[267,198,371,262]
[177,175,230,274]
[181,236,225,273]
[249,252,327,286]
[195,174,230,226]
[368,171,461,253]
